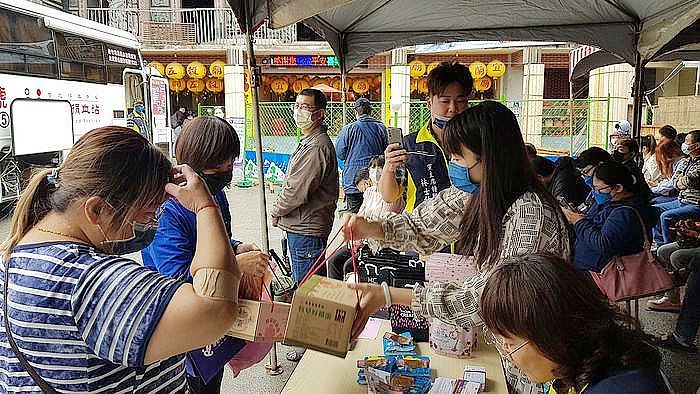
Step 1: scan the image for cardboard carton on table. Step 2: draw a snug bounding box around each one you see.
[284,275,358,357]
[227,299,291,342]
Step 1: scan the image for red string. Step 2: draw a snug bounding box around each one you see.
[298,227,344,285]
[349,226,360,305]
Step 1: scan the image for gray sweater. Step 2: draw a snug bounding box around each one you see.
[271,125,339,237]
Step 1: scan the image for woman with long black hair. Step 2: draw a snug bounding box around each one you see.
[343,101,570,394]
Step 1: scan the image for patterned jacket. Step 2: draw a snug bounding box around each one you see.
[370,186,571,394]
[672,156,700,205]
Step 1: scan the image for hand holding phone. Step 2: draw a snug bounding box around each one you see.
[387,127,403,148]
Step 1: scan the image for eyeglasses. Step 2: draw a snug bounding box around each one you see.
[593,185,613,193]
[291,103,320,111]
[485,330,530,362]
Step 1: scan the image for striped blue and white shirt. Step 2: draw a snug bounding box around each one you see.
[0,241,188,393]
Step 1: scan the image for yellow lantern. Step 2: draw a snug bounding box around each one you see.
[352,79,370,94]
[417,78,428,94]
[209,60,226,79]
[271,78,289,94]
[165,62,185,79]
[346,77,354,90]
[474,77,492,91]
[469,62,487,79]
[205,78,224,93]
[331,79,342,91]
[486,60,506,79]
[427,62,440,75]
[148,61,165,76]
[409,60,427,78]
[187,78,205,93]
[373,75,382,88]
[169,78,186,92]
[186,61,207,79]
[292,79,310,94]
[410,79,418,92]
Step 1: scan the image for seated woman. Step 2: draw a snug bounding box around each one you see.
[480,254,668,394]
[563,161,657,272]
[328,157,405,280]
[641,135,660,185]
[649,139,686,205]
[343,101,570,394]
[0,127,239,392]
[142,116,269,393]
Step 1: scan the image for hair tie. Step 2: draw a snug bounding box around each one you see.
[47,168,60,186]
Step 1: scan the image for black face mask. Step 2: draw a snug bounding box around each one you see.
[611,151,625,162]
[200,171,233,195]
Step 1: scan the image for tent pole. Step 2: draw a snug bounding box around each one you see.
[341,72,347,127]
[242,0,281,376]
[631,51,644,143]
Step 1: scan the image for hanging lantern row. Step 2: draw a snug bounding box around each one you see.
[151,60,227,80]
[408,59,506,82]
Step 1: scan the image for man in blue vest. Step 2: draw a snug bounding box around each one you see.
[127,100,150,141]
[378,62,472,212]
[336,97,388,213]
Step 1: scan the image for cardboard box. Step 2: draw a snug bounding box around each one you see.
[283,275,358,357]
[227,299,290,342]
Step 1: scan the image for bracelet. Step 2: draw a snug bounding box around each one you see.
[380,281,392,308]
[196,202,218,214]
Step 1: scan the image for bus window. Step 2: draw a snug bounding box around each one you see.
[105,45,139,84]
[0,7,58,77]
[0,8,55,58]
[55,31,107,83]
[124,72,145,106]
[0,52,25,73]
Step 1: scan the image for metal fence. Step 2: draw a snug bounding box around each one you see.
[81,8,296,46]
[245,98,611,157]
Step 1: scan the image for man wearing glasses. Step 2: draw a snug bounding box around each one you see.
[271,89,339,286]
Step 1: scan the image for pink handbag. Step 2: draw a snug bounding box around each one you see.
[590,206,674,302]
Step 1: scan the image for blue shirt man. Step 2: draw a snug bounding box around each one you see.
[335,98,388,213]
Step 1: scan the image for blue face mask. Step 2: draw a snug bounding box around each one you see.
[432,115,451,130]
[593,190,613,205]
[583,175,593,187]
[134,105,145,114]
[682,143,693,155]
[99,221,157,255]
[449,161,479,194]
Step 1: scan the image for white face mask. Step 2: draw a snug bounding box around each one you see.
[293,108,314,129]
[369,168,380,183]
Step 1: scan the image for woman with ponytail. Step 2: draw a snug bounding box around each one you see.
[0,126,241,392]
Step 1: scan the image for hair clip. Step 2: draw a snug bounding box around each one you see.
[47,168,60,186]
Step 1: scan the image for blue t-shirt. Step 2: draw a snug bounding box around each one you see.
[142,190,240,279]
[0,242,186,393]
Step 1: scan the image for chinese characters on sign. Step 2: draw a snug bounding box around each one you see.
[106,47,139,66]
[265,55,340,67]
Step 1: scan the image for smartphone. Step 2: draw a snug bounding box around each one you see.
[387,127,403,148]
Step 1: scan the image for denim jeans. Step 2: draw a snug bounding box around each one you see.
[286,231,328,283]
[656,242,700,271]
[652,199,700,245]
[675,257,700,344]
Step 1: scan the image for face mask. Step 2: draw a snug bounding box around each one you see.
[98,221,157,255]
[369,168,380,183]
[593,190,613,205]
[682,143,695,155]
[200,171,233,195]
[432,114,452,130]
[583,175,593,187]
[135,105,145,113]
[611,151,625,162]
[293,108,314,129]
[448,161,479,194]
